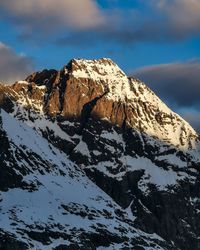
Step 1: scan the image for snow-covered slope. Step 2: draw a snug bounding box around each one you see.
[70,58,199,151]
[0,109,170,249]
[2,58,199,151]
[0,58,200,249]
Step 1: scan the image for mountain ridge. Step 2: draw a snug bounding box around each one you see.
[0,58,200,249]
[1,58,199,150]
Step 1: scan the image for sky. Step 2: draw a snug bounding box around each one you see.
[0,0,199,132]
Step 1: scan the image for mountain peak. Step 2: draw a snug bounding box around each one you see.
[2,58,199,151]
[70,57,118,67]
[1,58,200,250]
[65,57,126,80]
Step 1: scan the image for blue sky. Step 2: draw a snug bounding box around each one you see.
[0,0,200,131]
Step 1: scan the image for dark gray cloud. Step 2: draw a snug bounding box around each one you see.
[0,42,33,84]
[132,59,200,132]
[182,111,200,133]
[133,60,200,108]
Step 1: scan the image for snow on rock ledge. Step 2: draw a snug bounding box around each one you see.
[1,58,199,152]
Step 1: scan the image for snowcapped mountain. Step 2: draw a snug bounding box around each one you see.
[0,58,200,249]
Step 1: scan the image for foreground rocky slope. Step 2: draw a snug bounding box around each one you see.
[0,109,170,249]
[0,58,200,249]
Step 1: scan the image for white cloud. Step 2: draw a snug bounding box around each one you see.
[0,0,104,31]
[1,0,200,43]
[0,42,33,84]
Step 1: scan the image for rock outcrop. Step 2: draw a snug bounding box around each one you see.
[9,58,199,149]
[0,58,200,249]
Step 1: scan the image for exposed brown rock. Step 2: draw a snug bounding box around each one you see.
[0,58,199,150]
[62,77,105,118]
[0,58,200,250]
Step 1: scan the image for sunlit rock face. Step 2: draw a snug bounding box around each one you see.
[0,58,200,250]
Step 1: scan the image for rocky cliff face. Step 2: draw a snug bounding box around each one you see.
[19,58,199,149]
[0,58,200,249]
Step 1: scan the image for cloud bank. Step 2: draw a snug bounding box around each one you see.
[155,0,200,38]
[0,42,33,84]
[132,59,200,132]
[1,0,200,43]
[182,111,200,133]
[57,0,200,46]
[133,60,200,108]
[0,0,104,34]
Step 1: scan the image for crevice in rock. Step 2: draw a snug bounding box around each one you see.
[58,72,69,115]
[43,71,59,110]
[78,90,109,134]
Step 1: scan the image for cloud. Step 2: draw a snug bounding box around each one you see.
[133,60,200,108]
[132,59,200,132]
[1,0,200,44]
[0,42,33,84]
[126,0,200,42]
[0,0,104,35]
[182,111,200,133]
[57,0,200,47]
[153,0,200,38]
